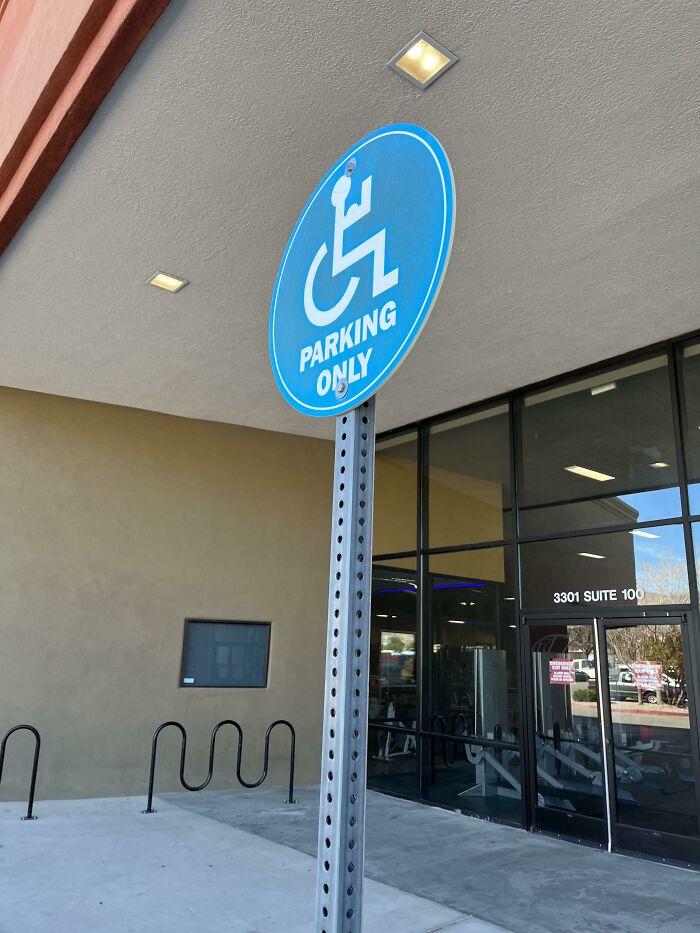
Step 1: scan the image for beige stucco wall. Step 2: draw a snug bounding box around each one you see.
[0,387,333,801]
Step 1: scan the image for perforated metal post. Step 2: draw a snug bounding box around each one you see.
[316,396,375,932]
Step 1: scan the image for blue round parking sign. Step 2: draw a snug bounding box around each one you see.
[269,124,455,417]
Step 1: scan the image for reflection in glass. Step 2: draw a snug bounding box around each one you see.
[429,405,511,547]
[679,343,700,514]
[604,623,698,837]
[692,524,700,602]
[428,548,518,742]
[521,524,690,609]
[530,624,605,820]
[519,357,681,536]
[422,735,522,824]
[370,561,418,726]
[374,432,418,554]
[367,726,416,800]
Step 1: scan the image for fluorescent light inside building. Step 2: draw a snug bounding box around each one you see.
[565,465,615,482]
[649,462,669,468]
[448,619,466,624]
[578,552,606,560]
[148,271,188,293]
[388,32,458,89]
[590,382,617,396]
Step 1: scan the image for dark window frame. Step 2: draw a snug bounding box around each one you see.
[370,326,700,846]
[179,618,271,689]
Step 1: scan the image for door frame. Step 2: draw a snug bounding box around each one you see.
[598,612,700,864]
[522,614,607,847]
[522,610,700,866]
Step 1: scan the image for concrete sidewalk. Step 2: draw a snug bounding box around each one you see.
[168,786,700,933]
[0,795,507,933]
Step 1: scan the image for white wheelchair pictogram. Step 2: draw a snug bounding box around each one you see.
[304,173,399,327]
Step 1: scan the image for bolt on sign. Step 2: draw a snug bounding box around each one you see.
[269,124,455,932]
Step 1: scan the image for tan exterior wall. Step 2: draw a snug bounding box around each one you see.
[0,387,333,801]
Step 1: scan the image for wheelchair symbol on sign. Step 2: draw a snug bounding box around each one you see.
[304,171,399,327]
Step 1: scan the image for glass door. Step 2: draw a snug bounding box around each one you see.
[601,617,700,863]
[527,619,608,845]
[526,615,700,863]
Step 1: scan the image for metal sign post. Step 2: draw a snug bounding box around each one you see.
[268,122,454,933]
[315,397,375,932]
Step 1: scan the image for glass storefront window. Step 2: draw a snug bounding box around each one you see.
[374,431,418,554]
[427,548,518,742]
[521,524,690,609]
[692,523,700,600]
[370,333,700,857]
[421,735,522,825]
[679,342,700,514]
[367,725,417,800]
[428,405,511,547]
[370,560,418,727]
[519,357,681,536]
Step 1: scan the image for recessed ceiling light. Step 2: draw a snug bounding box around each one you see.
[590,382,617,396]
[388,32,458,90]
[565,465,615,482]
[629,529,659,539]
[508,624,517,629]
[448,619,466,624]
[649,461,669,468]
[148,271,189,293]
[578,552,606,560]
[504,597,515,601]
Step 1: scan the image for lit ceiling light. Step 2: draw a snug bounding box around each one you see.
[448,619,466,624]
[650,462,669,468]
[148,271,189,293]
[388,32,458,90]
[565,465,615,482]
[629,530,659,539]
[590,382,617,396]
[578,552,606,560]
[508,624,517,629]
[376,613,389,618]
[460,601,467,606]
[504,597,515,601]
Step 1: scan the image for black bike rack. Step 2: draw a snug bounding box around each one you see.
[143,718,296,813]
[429,713,471,772]
[0,725,41,820]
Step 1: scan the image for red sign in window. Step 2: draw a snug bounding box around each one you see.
[549,658,575,685]
[629,661,662,689]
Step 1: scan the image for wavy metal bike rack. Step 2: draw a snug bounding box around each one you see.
[142,718,296,813]
[429,714,471,772]
[0,725,41,820]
